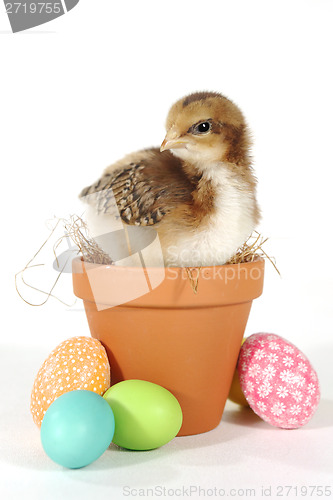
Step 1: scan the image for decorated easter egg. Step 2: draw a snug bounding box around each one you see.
[41,390,115,469]
[103,380,183,450]
[31,336,110,427]
[238,333,320,429]
[228,337,249,406]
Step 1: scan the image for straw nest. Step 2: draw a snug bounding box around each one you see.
[185,231,279,293]
[64,216,276,269]
[61,215,112,266]
[16,215,278,303]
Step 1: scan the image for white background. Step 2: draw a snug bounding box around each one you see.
[1,0,332,498]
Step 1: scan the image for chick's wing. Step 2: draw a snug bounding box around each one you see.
[79,148,194,226]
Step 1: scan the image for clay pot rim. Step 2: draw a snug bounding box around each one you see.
[72,256,265,274]
[72,257,265,308]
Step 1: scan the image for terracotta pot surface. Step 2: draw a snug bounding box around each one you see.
[72,257,265,436]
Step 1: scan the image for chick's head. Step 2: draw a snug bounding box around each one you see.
[161,92,250,170]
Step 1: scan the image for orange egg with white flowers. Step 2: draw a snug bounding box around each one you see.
[31,336,110,427]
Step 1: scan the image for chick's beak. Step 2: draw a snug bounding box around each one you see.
[160,131,188,152]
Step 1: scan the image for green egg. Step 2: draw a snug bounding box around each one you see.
[103,380,183,450]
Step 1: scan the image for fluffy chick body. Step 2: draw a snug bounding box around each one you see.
[80,92,260,267]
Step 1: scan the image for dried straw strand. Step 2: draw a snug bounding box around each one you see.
[226,230,280,275]
[185,267,202,294]
[15,219,77,306]
[15,215,113,307]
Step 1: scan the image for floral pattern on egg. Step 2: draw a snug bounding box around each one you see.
[238,333,320,429]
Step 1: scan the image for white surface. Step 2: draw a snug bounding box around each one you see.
[0,345,332,500]
[1,0,333,498]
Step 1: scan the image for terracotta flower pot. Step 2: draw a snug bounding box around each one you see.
[72,257,264,436]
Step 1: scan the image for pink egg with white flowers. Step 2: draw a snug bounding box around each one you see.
[238,333,320,429]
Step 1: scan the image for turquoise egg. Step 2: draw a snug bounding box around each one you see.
[103,380,183,450]
[41,390,115,469]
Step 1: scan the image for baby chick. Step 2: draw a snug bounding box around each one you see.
[80,92,260,267]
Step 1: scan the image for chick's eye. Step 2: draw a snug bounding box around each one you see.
[194,121,211,134]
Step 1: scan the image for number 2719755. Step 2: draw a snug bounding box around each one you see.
[5,3,62,14]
